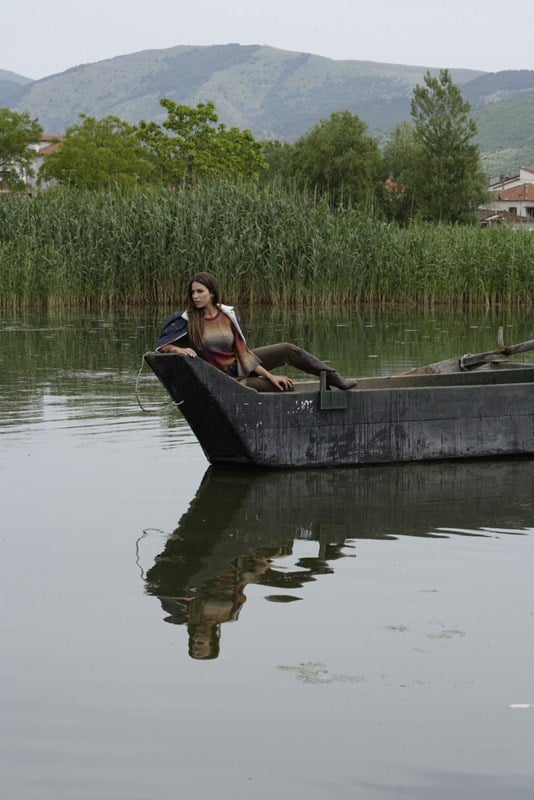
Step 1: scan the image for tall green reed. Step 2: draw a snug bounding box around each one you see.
[0,184,532,308]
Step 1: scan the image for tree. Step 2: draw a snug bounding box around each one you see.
[288,111,382,208]
[138,99,267,186]
[0,108,43,190]
[408,69,488,222]
[259,139,297,187]
[381,121,421,222]
[38,114,155,189]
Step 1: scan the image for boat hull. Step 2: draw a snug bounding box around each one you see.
[145,353,534,468]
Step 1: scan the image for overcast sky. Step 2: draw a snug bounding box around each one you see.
[3,0,533,79]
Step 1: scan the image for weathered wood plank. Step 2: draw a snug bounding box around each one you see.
[398,337,534,375]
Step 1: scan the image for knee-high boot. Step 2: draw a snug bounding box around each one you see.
[294,349,358,390]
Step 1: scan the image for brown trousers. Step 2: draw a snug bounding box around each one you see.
[241,342,331,392]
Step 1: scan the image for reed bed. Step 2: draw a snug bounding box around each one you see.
[0,184,533,308]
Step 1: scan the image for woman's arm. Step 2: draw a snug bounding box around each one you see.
[254,364,293,391]
[155,310,190,351]
[160,344,197,357]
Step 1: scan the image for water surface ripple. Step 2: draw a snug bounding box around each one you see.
[1,309,532,800]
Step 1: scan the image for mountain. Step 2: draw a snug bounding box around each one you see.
[0,68,33,106]
[463,71,534,176]
[472,92,534,177]
[0,68,32,85]
[2,44,534,175]
[6,44,480,136]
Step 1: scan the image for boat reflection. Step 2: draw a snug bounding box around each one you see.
[142,459,533,659]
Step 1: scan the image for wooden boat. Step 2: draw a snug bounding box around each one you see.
[144,333,534,468]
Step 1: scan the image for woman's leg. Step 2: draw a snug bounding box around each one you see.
[242,343,308,391]
[252,342,357,390]
[240,376,276,392]
[251,342,304,371]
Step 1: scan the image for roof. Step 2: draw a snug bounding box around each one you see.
[41,133,65,143]
[37,134,65,156]
[489,166,534,188]
[39,142,63,155]
[478,208,531,224]
[491,183,534,202]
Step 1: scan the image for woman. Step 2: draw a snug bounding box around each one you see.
[155,272,357,392]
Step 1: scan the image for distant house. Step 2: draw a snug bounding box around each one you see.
[479,166,534,227]
[0,133,65,194]
[30,133,65,158]
[28,133,65,191]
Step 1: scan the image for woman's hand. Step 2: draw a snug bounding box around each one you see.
[254,365,293,391]
[268,374,294,392]
[161,344,197,357]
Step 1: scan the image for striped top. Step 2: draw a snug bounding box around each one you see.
[198,311,260,378]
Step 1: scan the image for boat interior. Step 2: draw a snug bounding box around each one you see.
[256,363,534,394]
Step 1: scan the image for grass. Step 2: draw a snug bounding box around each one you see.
[0,183,533,308]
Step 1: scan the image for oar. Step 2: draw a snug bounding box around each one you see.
[397,333,534,376]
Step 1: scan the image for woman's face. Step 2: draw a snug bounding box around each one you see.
[190,281,215,312]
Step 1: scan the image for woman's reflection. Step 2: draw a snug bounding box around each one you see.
[143,468,353,658]
[142,460,533,659]
[155,547,292,660]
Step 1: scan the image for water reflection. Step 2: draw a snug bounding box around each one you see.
[142,459,534,659]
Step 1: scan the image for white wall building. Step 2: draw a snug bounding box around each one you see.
[1,134,64,193]
[482,166,534,226]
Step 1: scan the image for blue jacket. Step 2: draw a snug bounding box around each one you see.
[155,304,246,351]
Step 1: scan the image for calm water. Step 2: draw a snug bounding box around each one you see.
[1,307,533,800]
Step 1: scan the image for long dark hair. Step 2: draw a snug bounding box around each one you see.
[186,272,221,350]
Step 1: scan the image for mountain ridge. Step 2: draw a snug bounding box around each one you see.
[1,44,533,175]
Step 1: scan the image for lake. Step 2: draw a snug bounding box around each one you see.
[1,306,533,800]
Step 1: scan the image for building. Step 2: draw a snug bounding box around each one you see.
[0,133,64,194]
[480,166,534,227]
[27,133,65,191]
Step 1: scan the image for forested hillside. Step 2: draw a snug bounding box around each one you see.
[2,44,533,174]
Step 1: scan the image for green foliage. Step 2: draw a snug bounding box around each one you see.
[261,140,294,178]
[0,107,43,190]
[287,111,383,209]
[408,70,488,222]
[38,114,156,189]
[138,99,267,185]
[0,184,532,309]
[381,122,420,222]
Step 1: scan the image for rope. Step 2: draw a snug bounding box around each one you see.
[134,351,178,413]
[135,528,167,579]
[135,351,185,412]
[134,352,156,412]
